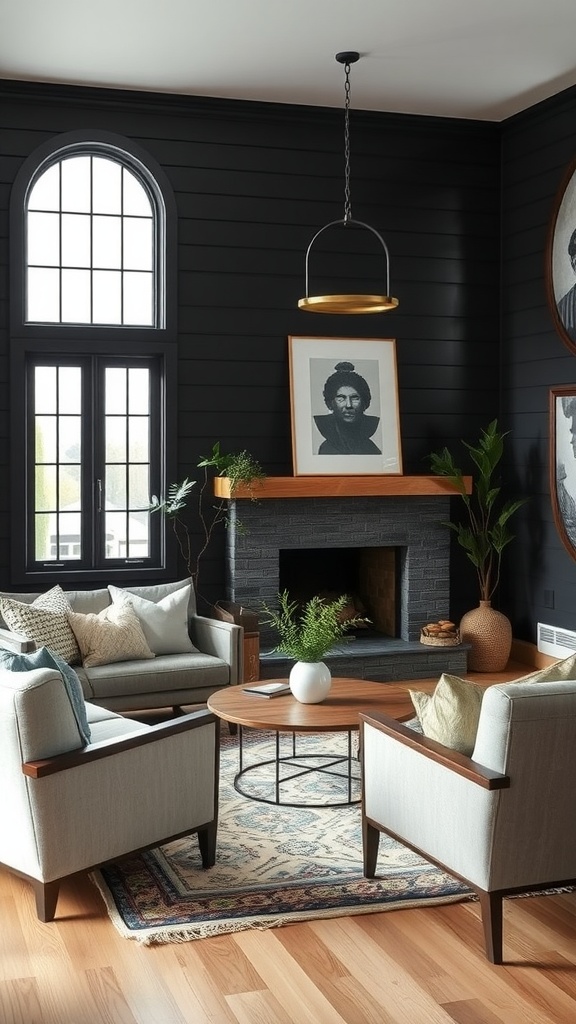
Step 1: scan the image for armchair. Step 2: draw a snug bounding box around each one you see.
[0,661,220,921]
[361,678,576,964]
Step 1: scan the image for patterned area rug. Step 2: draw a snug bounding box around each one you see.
[91,730,472,944]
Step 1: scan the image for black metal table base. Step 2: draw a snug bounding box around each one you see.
[234,726,361,807]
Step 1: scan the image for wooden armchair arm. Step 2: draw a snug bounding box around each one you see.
[22,709,219,779]
[359,711,509,791]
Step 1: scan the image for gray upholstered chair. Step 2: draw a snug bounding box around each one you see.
[0,660,219,921]
[361,678,576,964]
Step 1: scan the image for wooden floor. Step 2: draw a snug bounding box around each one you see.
[3,658,576,1024]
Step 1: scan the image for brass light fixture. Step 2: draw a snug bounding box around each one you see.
[298,51,399,315]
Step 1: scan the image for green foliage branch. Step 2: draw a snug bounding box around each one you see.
[261,590,369,663]
[148,443,265,599]
[428,419,527,603]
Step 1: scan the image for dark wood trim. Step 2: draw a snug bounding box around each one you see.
[359,712,510,789]
[22,709,217,779]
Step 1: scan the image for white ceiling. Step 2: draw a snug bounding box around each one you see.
[2,0,576,121]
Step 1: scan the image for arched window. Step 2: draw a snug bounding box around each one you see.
[26,150,160,327]
[10,132,177,584]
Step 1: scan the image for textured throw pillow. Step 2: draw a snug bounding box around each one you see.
[0,585,81,664]
[108,583,196,655]
[67,602,155,668]
[511,651,576,684]
[409,673,485,755]
[0,646,91,744]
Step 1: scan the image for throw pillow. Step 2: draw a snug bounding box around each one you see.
[0,585,81,664]
[409,673,485,755]
[511,651,576,684]
[67,602,155,668]
[108,583,196,655]
[0,646,91,744]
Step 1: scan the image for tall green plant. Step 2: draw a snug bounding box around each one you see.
[428,419,526,603]
[261,591,368,663]
[148,443,265,598]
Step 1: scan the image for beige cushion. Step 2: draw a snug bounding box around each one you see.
[0,585,81,664]
[511,651,576,684]
[108,582,197,655]
[68,603,155,668]
[409,673,485,755]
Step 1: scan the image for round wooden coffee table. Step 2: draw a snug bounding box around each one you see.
[207,677,415,807]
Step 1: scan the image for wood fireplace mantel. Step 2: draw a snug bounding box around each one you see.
[213,475,472,499]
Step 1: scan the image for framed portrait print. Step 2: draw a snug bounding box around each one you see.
[550,385,576,560]
[288,336,402,476]
[546,158,576,354]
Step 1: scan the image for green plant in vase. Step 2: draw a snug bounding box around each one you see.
[261,591,369,703]
[428,419,527,670]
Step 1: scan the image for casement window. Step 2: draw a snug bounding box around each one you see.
[10,131,177,585]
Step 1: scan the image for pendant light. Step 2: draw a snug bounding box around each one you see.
[298,51,399,315]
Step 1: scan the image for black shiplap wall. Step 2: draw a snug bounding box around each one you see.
[501,85,576,642]
[0,79,500,610]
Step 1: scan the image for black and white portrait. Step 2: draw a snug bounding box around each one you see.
[551,387,576,558]
[313,359,382,456]
[547,160,576,353]
[288,337,402,476]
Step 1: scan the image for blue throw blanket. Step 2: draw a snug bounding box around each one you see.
[0,646,91,744]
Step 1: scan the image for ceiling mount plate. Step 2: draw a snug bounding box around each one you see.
[335,51,360,65]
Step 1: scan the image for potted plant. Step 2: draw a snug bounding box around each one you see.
[148,443,265,607]
[261,590,368,703]
[428,418,527,670]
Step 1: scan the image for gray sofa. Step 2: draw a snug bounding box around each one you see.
[0,578,242,712]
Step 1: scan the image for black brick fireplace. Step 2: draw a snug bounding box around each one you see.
[217,476,470,682]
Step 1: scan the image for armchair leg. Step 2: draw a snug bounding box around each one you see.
[197,821,217,868]
[362,819,380,878]
[34,879,60,922]
[478,889,503,964]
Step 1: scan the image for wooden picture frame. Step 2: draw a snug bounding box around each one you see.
[288,336,402,476]
[550,384,576,560]
[546,158,576,354]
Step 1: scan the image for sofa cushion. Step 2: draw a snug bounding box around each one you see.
[409,673,485,755]
[64,588,111,616]
[85,701,151,743]
[80,652,230,701]
[0,646,91,744]
[0,585,81,664]
[68,603,155,668]
[108,582,197,655]
[122,578,197,617]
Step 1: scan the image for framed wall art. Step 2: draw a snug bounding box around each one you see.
[546,158,576,354]
[550,384,576,559]
[288,336,402,476]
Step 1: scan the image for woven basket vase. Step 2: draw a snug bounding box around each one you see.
[459,600,512,672]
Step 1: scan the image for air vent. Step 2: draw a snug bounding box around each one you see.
[537,622,576,658]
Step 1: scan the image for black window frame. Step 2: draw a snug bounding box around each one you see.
[9,130,178,587]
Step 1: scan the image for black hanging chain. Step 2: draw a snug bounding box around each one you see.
[343,60,353,224]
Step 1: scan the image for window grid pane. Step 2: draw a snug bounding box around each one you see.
[26,153,156,326]
[33,366,82,563]
[104,366,151,561]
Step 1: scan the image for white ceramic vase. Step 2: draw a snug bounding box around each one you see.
[289,661,332,704]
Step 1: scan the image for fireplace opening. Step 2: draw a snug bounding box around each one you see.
[278,546,400,638]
